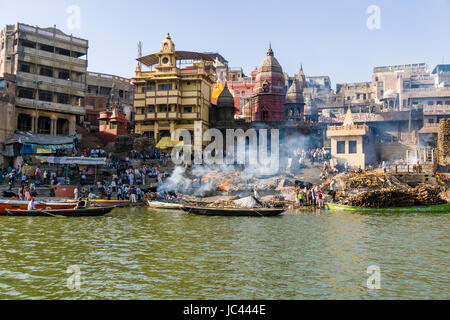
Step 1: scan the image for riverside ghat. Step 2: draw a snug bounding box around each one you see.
[1,128,448,216]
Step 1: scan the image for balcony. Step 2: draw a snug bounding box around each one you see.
[402,87,450,98]
[16,71,86,92]
[327,124,369,138]
[15,97,85,115]
[20,47,88,68]
[423,105,449,115]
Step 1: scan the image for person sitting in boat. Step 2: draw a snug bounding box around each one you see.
[75,198,86,209]
[27,198,36,210]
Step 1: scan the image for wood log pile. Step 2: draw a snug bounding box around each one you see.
[344,184,446,208]
[336,172,401,190]
[133,136,155,154]
[438,119,450,165]
[114,134,140,154]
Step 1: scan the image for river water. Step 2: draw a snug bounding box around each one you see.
[0,207,448,299]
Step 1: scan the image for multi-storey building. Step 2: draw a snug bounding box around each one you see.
[0,23,88,136]
[133,34,215,149]
[336,82,375,104]
[0,74,15,164]
[85,71,134,131]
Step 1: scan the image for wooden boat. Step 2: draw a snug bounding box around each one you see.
[181,206,285,217]
[0,199,75,215]
[65,199,131,207]
[146,200,183,210]
[5,206,115,217]
[326,203,450,213]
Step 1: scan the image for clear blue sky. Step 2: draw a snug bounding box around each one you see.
[1,0,449,88]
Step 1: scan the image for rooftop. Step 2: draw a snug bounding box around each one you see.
[137,51,215,67]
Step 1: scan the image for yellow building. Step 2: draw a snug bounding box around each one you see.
[133,34,215,149]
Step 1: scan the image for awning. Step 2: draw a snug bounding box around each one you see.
[138,51,215,67]
[418,126,439,134]
[36,156,107,165]
[3,131,75,157]
[155,137,184,150]
[4,131,75,146]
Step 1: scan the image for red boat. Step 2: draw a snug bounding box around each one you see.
[0,199,75,215]
[6,206,115,217]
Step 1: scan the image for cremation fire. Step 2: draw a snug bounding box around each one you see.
[218,178,231,192]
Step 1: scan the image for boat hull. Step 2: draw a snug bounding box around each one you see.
[0,200,75,215]
[146,200,182,209]
[6,206,115,217]
[181,206,285,216]
[326,203,450,213]
[65,200,131,207]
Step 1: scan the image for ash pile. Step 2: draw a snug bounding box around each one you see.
[344,184,446,208]
[159,165,299,206]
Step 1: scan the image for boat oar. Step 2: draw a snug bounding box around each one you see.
[253,208,265,217]
[40,209,67,218]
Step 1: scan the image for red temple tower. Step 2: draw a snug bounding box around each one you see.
[252,45,286,122]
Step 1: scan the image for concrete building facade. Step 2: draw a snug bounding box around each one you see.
[86,71,134,132]
[0,23,88,137]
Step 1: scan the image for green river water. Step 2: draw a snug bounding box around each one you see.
[0,207,448,299]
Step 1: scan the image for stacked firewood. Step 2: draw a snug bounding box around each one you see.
[133,136,154,154]
[344,184,445,208]
[438,119,450,165]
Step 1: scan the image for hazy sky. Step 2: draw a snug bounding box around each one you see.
[2,0,449,88]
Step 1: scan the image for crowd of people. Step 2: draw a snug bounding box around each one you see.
[295,184,325,209]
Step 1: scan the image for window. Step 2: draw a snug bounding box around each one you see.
[20,40,36,49]
[100,87,111,96]
[99,120,106,126]
[38,90,53,102]
[18,87,34,99]
[58,70,70,80]
[349,141,357,154]
[147,106,155,113]
[445,101,450,105]
[40,66,53,77]
[184,107,193,113]
[436,101,443,105]
[19,63,31,73]
[39,44,54,53]
[428,101,434,106]
[37,117,51,134]
[57,93,70,104]
[158,105,168,112]
[17,114,32,132]
[337,141,346,154]
[158,84,172,91]
[118,123,123,130]
[110,123,117,129]
[88,86,99,94]
[56,119,69,135]
[55,47,70,56]
[142,86,155,93]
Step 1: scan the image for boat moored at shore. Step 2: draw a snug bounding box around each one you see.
[326,203,450,213]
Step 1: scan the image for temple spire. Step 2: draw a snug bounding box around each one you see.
[267,42,273,56]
